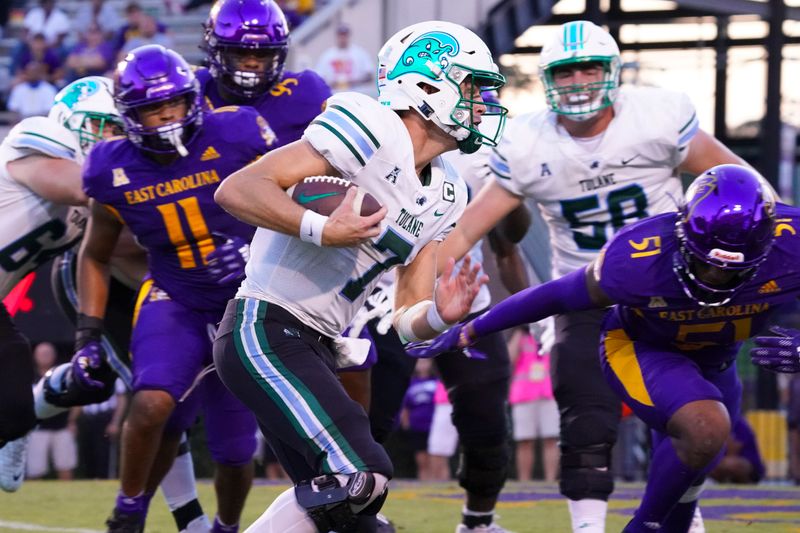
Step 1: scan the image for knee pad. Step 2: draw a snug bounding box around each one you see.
[560,409,618,450]
[295,472,389,533]
[560,443,615,501]
[449,380,509,445]
[39,362,115,413]
[457,443,509,498]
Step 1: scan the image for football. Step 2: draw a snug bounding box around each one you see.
[289,176,382,216]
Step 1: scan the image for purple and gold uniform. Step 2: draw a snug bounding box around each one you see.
[82,106,273,462]
[197,67,331,150]
[595,204,800,432]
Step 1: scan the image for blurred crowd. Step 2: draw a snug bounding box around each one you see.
[0,0,319,124]
[4,2,798,492]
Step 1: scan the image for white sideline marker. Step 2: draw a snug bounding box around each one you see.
[0,520,103,533]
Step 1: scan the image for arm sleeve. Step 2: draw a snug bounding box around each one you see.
[471,267,595,338]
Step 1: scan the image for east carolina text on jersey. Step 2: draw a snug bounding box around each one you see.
[595,204,800,365]
[82,107,272,311]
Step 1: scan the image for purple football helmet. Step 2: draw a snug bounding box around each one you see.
[115,45,203,156]
[674,164,776,306]
[204,0,289,99]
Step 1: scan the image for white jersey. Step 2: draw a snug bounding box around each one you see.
[489,85,698,277]
[0,117,86,298]
[239,92,468,337]
[441,146,492,313]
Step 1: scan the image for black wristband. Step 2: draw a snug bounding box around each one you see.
[75,313,103,350]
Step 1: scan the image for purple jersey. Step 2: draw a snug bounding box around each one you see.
[196,68,331,150]
[402,377,437,433]
[83,106,274,311]
[596,203,800,366]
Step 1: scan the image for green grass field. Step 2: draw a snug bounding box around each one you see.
[1,480,799,532]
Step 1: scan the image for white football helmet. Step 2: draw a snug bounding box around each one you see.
[48,76,123,156]
[539,21,621,121]
[378,20,507,154]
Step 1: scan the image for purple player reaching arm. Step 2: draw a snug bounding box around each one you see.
[411,164,800,532]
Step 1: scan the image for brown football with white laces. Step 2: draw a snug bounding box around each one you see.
[288,176,382,216]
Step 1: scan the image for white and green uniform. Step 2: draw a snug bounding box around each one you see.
[488,84,700,508]
[238,91,467,337]
[490,85,697,277]
[216,91,467,481]
[0,117,86,297]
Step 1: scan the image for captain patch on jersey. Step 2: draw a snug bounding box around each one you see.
[239,92,469,337]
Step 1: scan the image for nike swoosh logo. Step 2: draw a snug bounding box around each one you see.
[12,474,21,481]
[296,191,342,204]
[434,210,446,217]
[621,155,640,165]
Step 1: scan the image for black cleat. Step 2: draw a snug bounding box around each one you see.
[106,510,144,533]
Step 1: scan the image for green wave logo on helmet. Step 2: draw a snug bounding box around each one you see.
[387,31,460,81]
[56,79,100,109]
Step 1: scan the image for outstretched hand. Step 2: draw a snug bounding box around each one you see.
[751,326,800,373]
[434,255,488,325]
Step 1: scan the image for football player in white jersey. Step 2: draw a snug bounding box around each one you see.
[0,76,121,491]
[438,21,746,533]
[212,20,507,533]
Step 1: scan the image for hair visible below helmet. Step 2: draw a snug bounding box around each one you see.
[114,45,203,156]
[673,164,777,307]
[377,20,508,154]
[204,0,289,100]
[539,20,621,122]
[48,76,123,156]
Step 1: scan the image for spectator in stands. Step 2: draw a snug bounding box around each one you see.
[508,325,559,482]
[27,342,78,481]
[10,33,63,87]
[118,14,174,61]
[315,23,373,94]
[72,0,120,39]
[400,359,438,480]
[7,61,57,121]
[77,378,127,479]
[427,380,457,480]
[709,417,766,484]
[111,2,169,56]
[64,24,114,83]
[22,0,70,50]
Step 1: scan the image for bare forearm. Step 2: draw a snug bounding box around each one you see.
[437,228,475,275]
[77,253,112,319]
[216,174,305,234]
